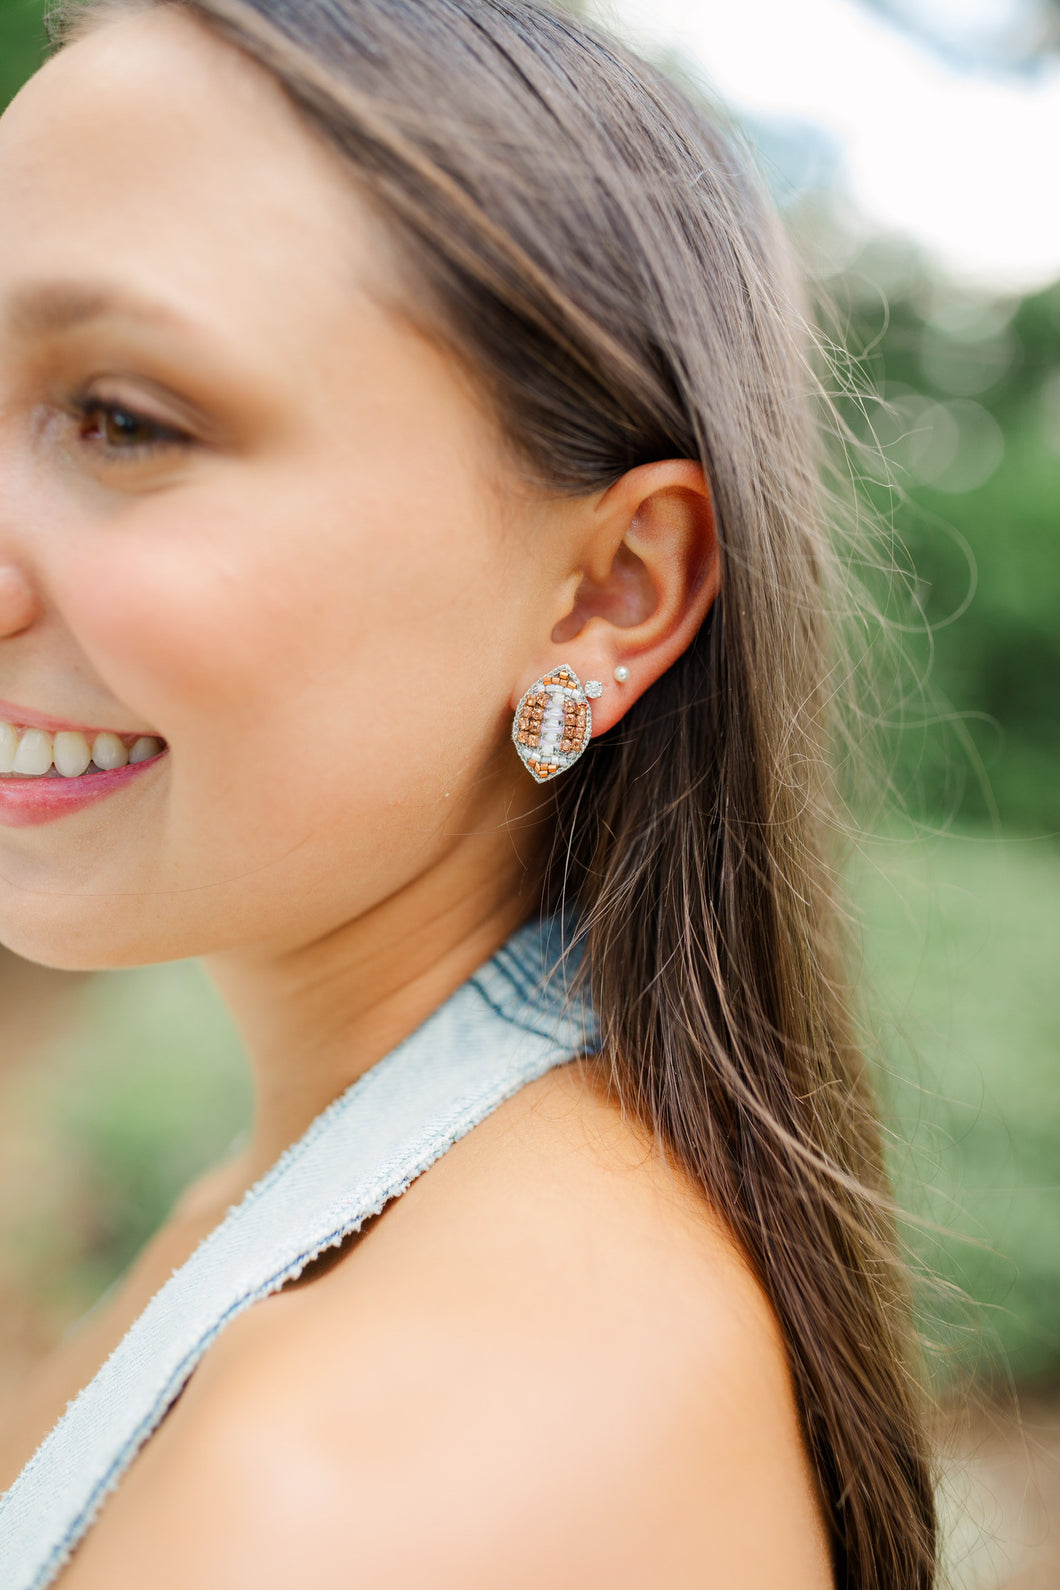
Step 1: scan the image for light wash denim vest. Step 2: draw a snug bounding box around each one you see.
[0,915,596,1590]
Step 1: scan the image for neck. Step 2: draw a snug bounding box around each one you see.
[202,838,543,1186]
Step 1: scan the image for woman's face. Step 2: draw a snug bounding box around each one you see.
[0,8,561,969]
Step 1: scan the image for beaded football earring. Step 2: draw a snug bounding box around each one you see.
[511,665,603,782]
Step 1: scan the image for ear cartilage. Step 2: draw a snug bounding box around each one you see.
[512,665,594,782]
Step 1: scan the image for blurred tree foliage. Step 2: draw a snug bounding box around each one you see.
[0,0,48,109]
[860,0,1060,71]
[834,258,1060,835]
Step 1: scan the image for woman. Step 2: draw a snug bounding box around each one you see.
[0,0,937,1584]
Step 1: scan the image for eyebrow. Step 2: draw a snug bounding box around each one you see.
[5,280,192,340]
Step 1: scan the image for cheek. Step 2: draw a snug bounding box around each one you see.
[60,525,254,717]
[55,472,522,827]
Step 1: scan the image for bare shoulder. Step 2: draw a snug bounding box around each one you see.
[62,1064,832,1588]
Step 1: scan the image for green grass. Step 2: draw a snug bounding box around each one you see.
[854,828,1060,1384]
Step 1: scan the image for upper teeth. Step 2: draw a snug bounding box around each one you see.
[0,724,165,778]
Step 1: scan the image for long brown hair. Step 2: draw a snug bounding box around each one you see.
[54,0,939,1581]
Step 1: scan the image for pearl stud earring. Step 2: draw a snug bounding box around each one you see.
[613,665,630,684]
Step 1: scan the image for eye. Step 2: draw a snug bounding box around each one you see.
[70,394,192,460]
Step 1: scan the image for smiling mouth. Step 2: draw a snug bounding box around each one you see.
[0,723,167,779]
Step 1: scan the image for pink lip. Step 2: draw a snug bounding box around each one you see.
[0,752,167,828]
[0,697,146,738]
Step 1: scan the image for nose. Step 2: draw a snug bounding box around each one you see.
[0,562,41,637]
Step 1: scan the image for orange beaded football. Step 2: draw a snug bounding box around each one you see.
[512,665,598,782]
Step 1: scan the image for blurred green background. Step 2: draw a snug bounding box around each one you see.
[0,0,1056,1425]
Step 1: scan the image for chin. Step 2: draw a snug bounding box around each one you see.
[0,932,119,975]
[0,904,163,974]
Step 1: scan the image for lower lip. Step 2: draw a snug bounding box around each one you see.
[0,751,167,828]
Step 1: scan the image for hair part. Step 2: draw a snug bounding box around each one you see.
[51,1,938,1582]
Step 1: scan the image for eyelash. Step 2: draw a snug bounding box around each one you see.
[68,393,193,462]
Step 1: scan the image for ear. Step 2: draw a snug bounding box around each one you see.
[517,460,719,736]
